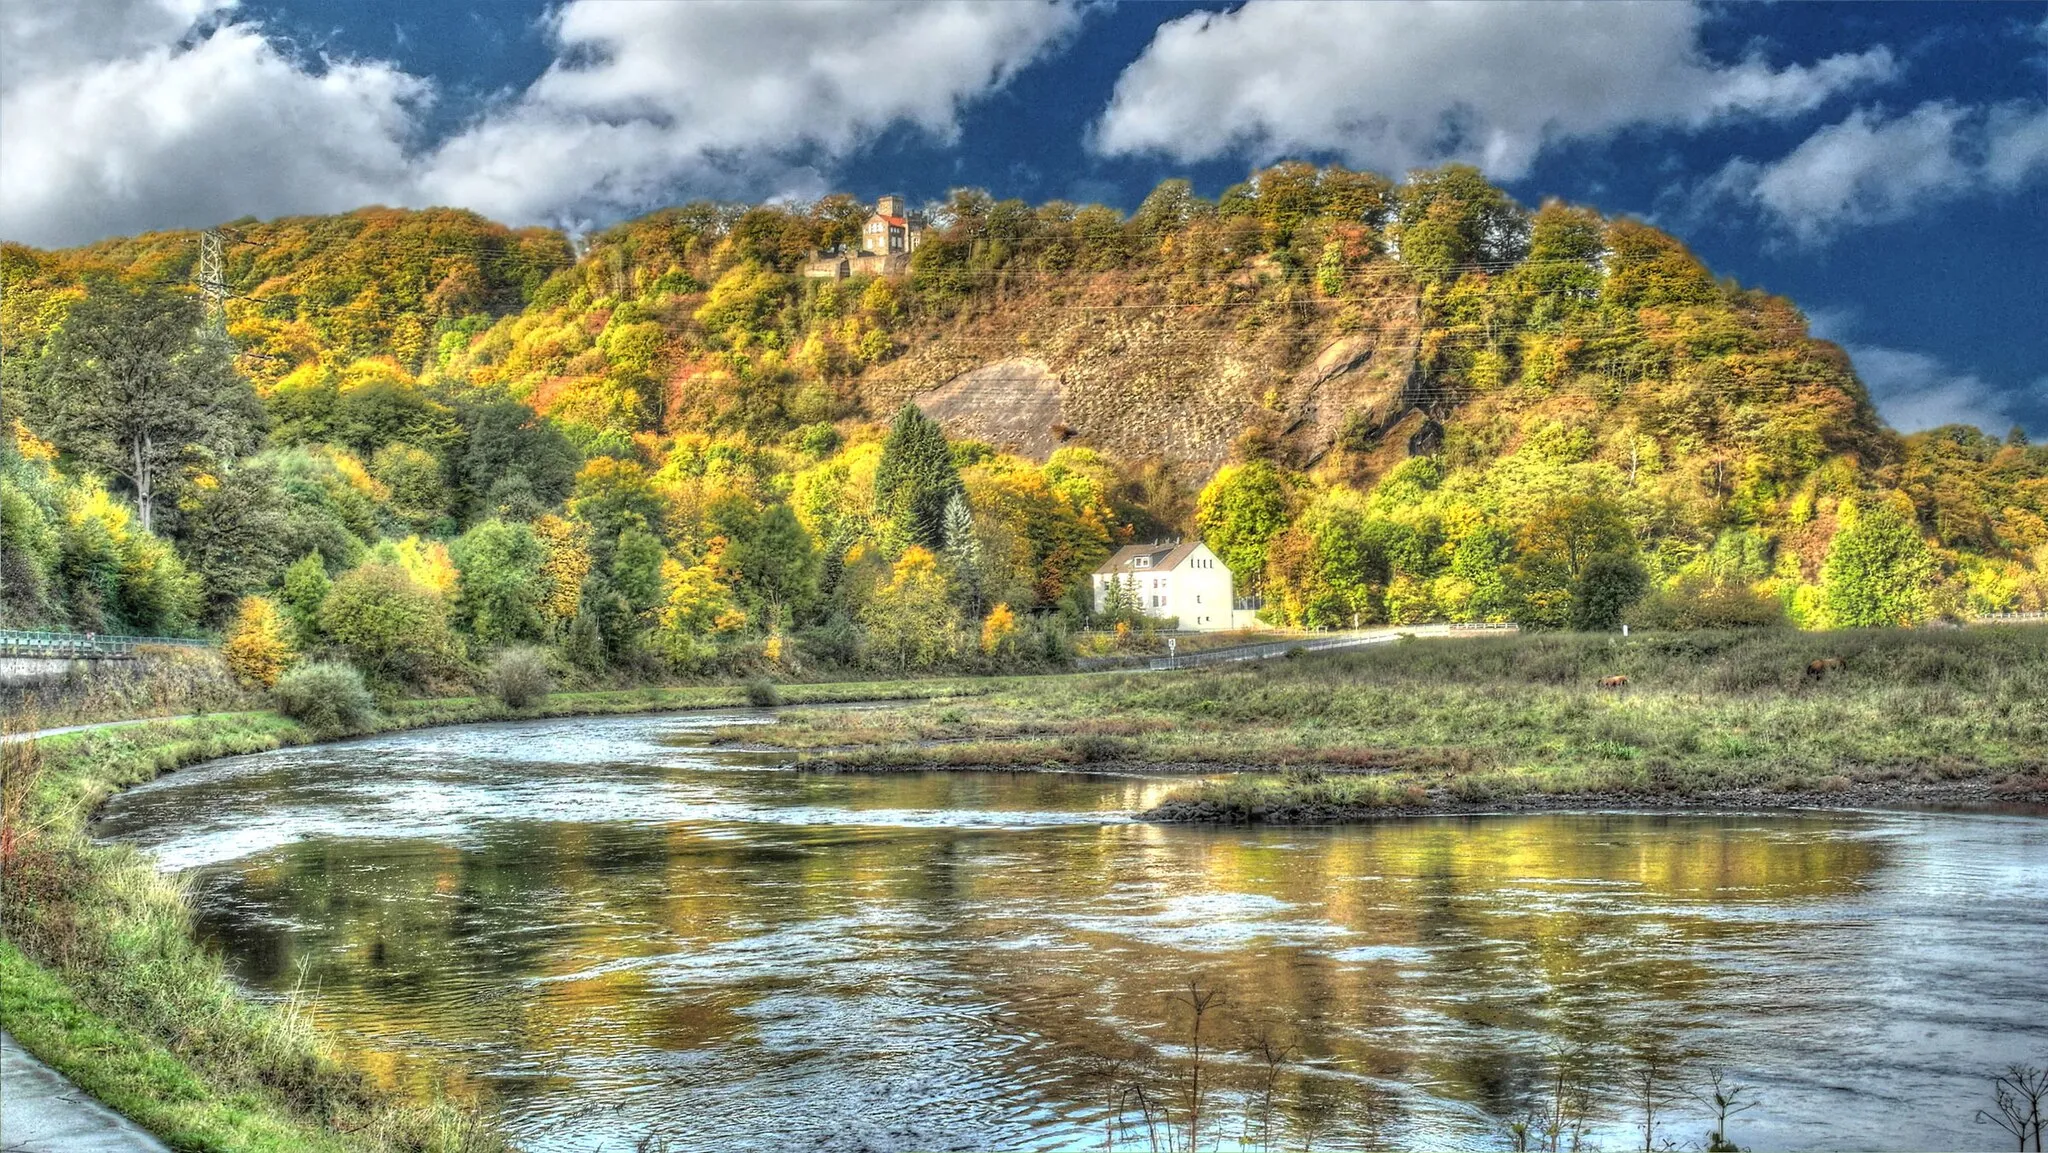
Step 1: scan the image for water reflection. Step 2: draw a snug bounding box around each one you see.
[96,713,2048,1151]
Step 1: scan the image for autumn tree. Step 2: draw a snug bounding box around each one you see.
[1519,201,1606,322]
[1196,460,1292,595]
[531,513,592,630]
[1513,495,1641,629]
[979,602,1019,657]
[1392,165,1530,281]
[371,442,449,529]
[451,518,549,646]
[863,546,959,671]
[1821,494,1935,627]
[656,555,745,670]
[222,595,297,686]
[319,562,461,684]
[29,279,262,532]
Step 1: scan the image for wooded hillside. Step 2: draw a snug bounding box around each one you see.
[3,164,2042,684]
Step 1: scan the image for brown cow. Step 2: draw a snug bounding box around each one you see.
[1599,675,1629,689]
[1805,657,1844,680]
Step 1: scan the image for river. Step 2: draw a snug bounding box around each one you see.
[94,712,2048,1151]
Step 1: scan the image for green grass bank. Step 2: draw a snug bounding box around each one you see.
[0,673,1019,1151]
[734,626,2048,821]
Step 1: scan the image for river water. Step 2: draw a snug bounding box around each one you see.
[95,712,2047,1152]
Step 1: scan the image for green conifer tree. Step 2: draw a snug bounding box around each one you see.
[874,404,963,551]
[941,492,983,613]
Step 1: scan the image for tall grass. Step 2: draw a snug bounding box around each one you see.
[1,711,509,1151]
[755,627,2048,818]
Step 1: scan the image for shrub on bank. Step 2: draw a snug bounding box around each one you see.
[272,661,375,735]
[487,647,553,710]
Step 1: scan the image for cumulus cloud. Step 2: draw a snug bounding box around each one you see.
[1845,345,2022,434]
[0,0,1080,246]
[417,1,1080,225]
[1698,100,2048,242]
[0,0,426,245]
[1090,0,1894,176]
[1985,102,2048,187]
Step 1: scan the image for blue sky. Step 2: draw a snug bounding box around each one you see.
[2,1,2043,435]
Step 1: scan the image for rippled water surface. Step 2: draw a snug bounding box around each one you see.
[96,712,2048,1151]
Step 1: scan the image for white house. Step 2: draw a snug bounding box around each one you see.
[1092,540,1236,631]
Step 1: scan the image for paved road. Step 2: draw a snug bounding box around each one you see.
[2,713,195,1150]
[1,1032,169,1153]
[0,715,205,745]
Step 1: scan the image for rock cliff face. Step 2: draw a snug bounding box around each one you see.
[861,271,1424,482]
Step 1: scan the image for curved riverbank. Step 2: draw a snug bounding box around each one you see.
[788,753,2047,822]
[0,674,1025,1152]
[741,626,2048,824]
[86,712,2048,1152]
[1137,773,2048,823]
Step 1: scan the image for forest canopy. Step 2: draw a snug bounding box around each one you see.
[3,165,2042,686]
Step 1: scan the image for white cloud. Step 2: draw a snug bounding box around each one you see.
[1699,104,1968,242]
[1845,344,2019,434]
[1699,100,2048,242]
[417,0,1081,224]
[0,0,1080,246]
[1985,103,2048,187]
[0,0,427,245]
[1090,0,1894,176]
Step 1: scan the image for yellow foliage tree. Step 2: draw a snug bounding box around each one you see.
[979,602,1018,656]
[222,595,297,686]
[377,536,459,598]
[531,514,592,623]
[863,546,960,671]
[656,554,746,670]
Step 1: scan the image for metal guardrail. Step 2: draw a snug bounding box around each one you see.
[0,630,213,659]
[1968,612,2047,625]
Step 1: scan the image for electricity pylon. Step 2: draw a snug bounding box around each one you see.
[197,229,229,341]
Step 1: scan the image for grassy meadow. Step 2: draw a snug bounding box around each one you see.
[735,625,2048,820]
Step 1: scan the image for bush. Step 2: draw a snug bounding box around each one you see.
[1627,578,1786,631]
[272,661,375,736]
[745,678,781,708]
[487,646,553,710]
[318,562,462,685]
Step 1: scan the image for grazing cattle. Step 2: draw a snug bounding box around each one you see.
[1599,675,1629,689]
[1805,657,1844,680]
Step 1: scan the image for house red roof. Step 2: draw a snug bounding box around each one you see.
[869,214,908,228]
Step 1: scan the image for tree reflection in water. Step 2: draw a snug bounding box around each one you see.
[94,713,2048,1152]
